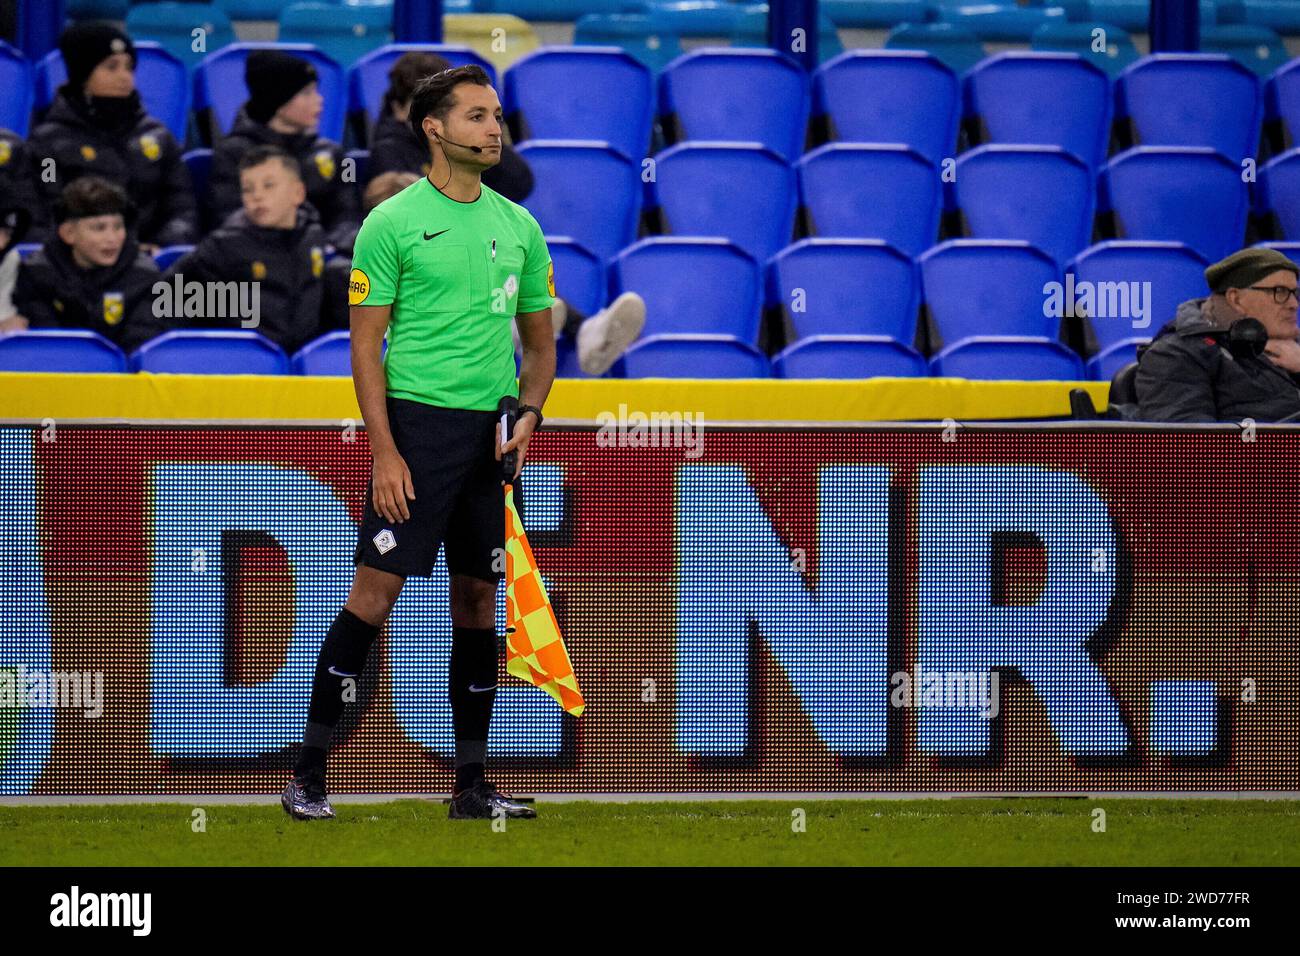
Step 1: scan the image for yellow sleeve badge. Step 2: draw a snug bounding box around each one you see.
[547,261,555,298]
[348,268,370,305]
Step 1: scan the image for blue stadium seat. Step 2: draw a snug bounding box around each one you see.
[1066,240,1210,380]
[620,334,770,378]
[125,2,236,73]
[613,237,762,342]
[67,0,130,20]
[659,48,810,161]
[1101,147,1249,262]
[489,0,631,16]
[1265,59,1300,152]
[215,0,295,16]
[768,239,926,378]
[1096,0,1221,31]
[1236,0,1300,32]
[1115,54,1262,161]
[547,237,606,318]
[963,52,1111,169]
[504,47,654,161]
[1259,149,1300,240]
[548,237,607,378]
[194,43,345,144]
[573,13,685,74]
[1202,24,1289,79]
[0,330,127,373]
[768,239,920,341]
[935,2,1067,41]
[154,245,194,270]
[516,141,641,262]
[919,240,1084,380]
[728,4,845,64]
[182,149,213,227]
[1030,22,1139,78]
[797,144,941,257]
[280,2,394,68]
[348,43,498,139]
[884,23,986,77]
[0,43,32,137]
[651,143,797,265]
[813,50,960,165]
[951,145,1095,267]
[129,330,289,374]
[820,0,931,26]
[1255,240,1300,256]
[773,337,928,378]
[929,338,1085,379]
[37,43,191,143]
[291,330,352,376]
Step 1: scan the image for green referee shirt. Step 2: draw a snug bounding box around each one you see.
[348,176,555,411]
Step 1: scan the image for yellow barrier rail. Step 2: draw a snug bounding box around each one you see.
[0,372,1110,423]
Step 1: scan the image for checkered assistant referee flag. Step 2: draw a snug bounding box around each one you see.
[503,484,585,716]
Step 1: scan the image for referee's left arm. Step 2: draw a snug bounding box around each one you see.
[500,305,555,479]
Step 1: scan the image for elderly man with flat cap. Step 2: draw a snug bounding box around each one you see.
[1137,247,1300,422]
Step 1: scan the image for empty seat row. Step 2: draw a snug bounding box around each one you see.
[514,140,1288,272]
[0,328,346,375]
[11,40,1300,173]
[10,236,1263,382]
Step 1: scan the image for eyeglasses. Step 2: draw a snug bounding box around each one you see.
[1248,285,1300,304]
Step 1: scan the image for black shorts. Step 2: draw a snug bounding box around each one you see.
[354,396,513,580]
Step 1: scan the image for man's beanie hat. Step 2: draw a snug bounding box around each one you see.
[60,21,136,91]
[245,50,318,124]
[1205,247,1300,293]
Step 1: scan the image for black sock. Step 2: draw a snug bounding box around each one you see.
[293,607,381,777]
[455,762,485,794]
[449,625,497,792]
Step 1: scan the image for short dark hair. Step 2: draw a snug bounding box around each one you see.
[384,51,452,112]
[238,144,303,180]
[56,175,129,223]
[407,64,492,146]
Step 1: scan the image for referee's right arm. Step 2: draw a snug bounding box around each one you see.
[352,302,415,524]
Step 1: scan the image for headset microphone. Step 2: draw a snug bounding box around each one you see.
[434,131,482,154]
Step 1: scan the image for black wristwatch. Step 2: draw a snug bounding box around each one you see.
[518,404,544,428]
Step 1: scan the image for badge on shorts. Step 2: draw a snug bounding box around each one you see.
[373,529,397,554]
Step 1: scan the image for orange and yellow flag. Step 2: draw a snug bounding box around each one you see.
[503,484,585,716]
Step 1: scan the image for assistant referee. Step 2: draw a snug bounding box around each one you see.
[282,65,556,821]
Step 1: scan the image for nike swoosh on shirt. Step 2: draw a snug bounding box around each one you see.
[423,229,450,240]
[468,684,497,693]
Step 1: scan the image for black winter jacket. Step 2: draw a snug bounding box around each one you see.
[28,88,197,247]
[0,128,45,240]
[209,109,360,254]
[165,205,328,356]
[13,236,164,353]
[1136,298,1300,423]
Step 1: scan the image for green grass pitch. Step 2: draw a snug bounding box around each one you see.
[1,799,1297,866]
